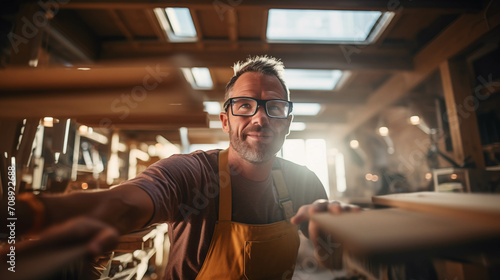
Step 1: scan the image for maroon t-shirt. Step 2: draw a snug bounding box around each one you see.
[125,149,327,279]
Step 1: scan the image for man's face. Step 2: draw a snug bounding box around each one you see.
[220,72,291,164]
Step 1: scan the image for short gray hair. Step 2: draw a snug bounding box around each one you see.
[224,55,290,101]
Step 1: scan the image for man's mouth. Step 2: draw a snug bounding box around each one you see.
[246,133,271,139]
[244,127,274,142]
[242,125,276,142]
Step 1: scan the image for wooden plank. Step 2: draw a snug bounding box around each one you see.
[372,192,500,223]
[98,47,414,70]
[187,8,205,51]
[143,9,167,41]
[0,88,207,125]
[440,59,485,169]
[81,118,209,131]
[77,115,209,130]
[108,9,133,40]
[107,9,139,49]
[0,66,180,92]
[8,4,45,66]
[51,0,481,12]
[227,9,238,41]
[227,9,238,50]
[311,207,500,261]
[101,38,411,55]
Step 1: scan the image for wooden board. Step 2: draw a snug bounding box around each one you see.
[311,208,500,262]
[372,192,500,224]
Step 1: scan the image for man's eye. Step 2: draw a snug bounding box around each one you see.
[239,103,252,109]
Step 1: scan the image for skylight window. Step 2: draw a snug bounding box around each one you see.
[284,69,343,90]
[292,103,322,116]
[182,67,213,89]
[203,101,221,115]
[267,9,393,44]
[154,7,197,42]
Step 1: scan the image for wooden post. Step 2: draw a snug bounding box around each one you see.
[8,4,47,66]
[439,59,485,169]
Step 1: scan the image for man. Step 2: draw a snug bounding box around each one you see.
[6,56,356,279]
[124,56,330,279]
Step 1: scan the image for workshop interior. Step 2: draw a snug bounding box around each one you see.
[1,0,500,279]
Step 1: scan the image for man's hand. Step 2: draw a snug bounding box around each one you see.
[291,199,361,225]
[291,199,361,269]
[1,217,119,280]
[36,216,120,255]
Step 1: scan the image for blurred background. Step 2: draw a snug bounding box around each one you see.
[1,0,500,205]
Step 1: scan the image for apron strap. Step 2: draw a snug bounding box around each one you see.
[272,163,294,221]
[218,149,231,221]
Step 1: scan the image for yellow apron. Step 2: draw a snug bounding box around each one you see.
[196,149,300,280]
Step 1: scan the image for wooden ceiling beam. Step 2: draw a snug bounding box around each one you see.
[189,8,205,50]
[143,9,167,41]
[100,41,395,53]
[74,114,209,130]
[108,9,133,40]
[107,9,139,49]
[8,4,46,66]
[50,0,482,13]
[291,91,367,105]
[440,59,485,168]
[0,88,204,119]
[98,49,413,71]
[0,66,181,92]
[227,9,238,49]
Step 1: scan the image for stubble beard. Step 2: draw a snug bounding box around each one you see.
[228,121,285,164]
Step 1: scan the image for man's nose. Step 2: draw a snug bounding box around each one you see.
[251,105,270,126]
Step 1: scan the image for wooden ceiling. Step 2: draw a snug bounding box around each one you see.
[0,0,499,145]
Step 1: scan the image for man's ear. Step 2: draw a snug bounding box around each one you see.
[220,112,230,133]
[285,114,294,136]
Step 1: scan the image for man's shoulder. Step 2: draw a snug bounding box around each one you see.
[187,149,220,159]
[275,157,320,184]
[275,157,327,205]
[275,157,313,174]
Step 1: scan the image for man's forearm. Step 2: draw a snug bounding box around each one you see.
[41,184,154,234]
[1,185,154,237]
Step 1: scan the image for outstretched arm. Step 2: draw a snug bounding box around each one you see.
[5,184,154,237]
[44,184,154,234]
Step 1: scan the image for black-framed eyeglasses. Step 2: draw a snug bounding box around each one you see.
[223,97,293,119]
